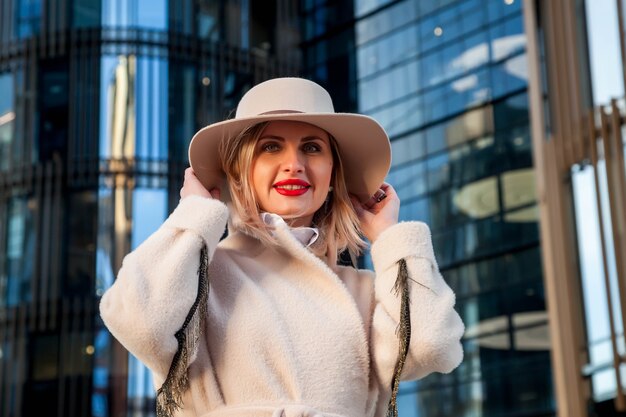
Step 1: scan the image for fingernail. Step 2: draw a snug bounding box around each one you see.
[374,190,387,203]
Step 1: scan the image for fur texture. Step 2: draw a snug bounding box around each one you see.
[100,196,464,417]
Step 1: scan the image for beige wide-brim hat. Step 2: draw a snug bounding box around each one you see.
[188,77,391,203]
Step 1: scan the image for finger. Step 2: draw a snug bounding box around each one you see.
[364,188,387,209]
[378,182,396,197]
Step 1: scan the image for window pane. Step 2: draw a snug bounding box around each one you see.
[72,0,101,27]
[102,0,167,29]
[502,168,536,210]
[4,195,36,307]
[0,72,16,171]
[390,131,426,166]
[65,192,98,297]
[16,0,42,38]
[388,161,427,200]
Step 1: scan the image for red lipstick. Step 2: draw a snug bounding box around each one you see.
[273,179,310,196]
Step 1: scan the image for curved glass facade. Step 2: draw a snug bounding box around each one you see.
[0,0,299,415]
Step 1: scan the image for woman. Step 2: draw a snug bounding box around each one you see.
[100,78,464,417]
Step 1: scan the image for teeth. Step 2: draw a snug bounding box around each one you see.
[276,185,307,190]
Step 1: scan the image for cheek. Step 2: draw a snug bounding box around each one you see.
[310,161,333,197]
[251,159,272,192]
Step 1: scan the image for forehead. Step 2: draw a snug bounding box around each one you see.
[261,120,330,141]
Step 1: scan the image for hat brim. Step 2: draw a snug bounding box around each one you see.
[188,112,391,204]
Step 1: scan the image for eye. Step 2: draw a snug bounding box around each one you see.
[260,142,280,153]
[302,142,322,153]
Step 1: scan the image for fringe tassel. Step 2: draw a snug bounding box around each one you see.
[386,259,411,417]
[156,244,210,417]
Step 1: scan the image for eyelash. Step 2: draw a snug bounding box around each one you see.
[302,143,321,153]
[259,142,322,153]
[261,143,280,152]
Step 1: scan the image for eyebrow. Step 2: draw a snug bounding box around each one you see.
[258,135,326,142]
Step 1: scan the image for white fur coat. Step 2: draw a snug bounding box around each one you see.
[100,196,464,417]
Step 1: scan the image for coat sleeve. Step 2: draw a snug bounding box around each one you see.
[99,196,229,379]
[368,221,464,385]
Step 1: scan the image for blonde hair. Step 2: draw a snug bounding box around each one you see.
[219,121,366,264]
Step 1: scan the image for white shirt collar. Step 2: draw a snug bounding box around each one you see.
[260,212,319,248]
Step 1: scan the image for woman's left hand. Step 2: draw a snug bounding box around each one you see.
[350,183,400,243]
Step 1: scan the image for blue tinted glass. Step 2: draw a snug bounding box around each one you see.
[491,54,528,99]
[99,56,126,159]
[441,41,464,81]
[99,55,168,160]
[366,95,423,137]
[396,384,419,417]
[493,92,530,132]
[102,0,167,29]
[420,50,442,88]
[490,15,526,62]
[462,7,485,34]
[127,351,154,404]
[355,0,394,17]
[420,0,440,16]
[460,30,489,72]
[131,188,167,248]
[464,67,491,107]
[467,136,496,182]
[170,63,198,161]
[73,0,101,28]
[357,26,420,80]
[92,329,111,417]
[423,85,446,123]
[4,196,35,307]
[432,226,464,266]
[419,13,436,40]
[388,161,427,200]
[390,131,426,166]
[399,196,430,223]
[16,0,41,38]
[0,73,15,171]
[136,57,168,160]
[425,123,447,155]
[197,0,220,40]
[126,188,167,402]
[96,187,115,297]
[38,60,70,162]
[438,7,461,40]
[355,1,417,44]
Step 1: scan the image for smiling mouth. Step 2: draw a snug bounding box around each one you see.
[273,180,310,196]
[276,184,308,190]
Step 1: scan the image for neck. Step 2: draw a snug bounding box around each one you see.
[283,214,314,228]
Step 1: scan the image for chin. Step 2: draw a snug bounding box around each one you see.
[276,210,309,219]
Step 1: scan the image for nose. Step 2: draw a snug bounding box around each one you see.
[281,146,304,173]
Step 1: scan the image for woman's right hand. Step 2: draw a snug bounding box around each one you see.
[180,167,221,200]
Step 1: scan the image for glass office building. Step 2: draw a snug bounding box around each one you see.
[302,0,552,416]
[3,0,626,416]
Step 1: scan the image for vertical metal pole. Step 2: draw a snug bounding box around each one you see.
[600,105,626,341]
[523,1,589,416]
